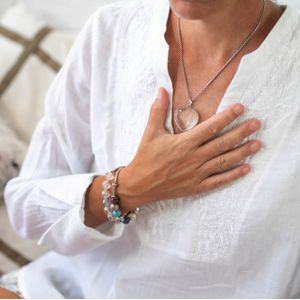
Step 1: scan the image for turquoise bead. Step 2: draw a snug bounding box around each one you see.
[112,210,121,218]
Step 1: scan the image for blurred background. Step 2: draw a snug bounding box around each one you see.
[0,0,299,276]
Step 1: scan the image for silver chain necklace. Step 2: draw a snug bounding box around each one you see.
[174,0,266,132]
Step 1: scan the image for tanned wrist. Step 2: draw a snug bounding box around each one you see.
[117,166,147,212]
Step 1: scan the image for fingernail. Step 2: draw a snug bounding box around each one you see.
[251,142,261,152]
[156,88,163,100]
[250,120,261,131]
[242,165,251,174]
[234,104,244,115]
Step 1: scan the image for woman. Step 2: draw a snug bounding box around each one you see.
[1,0,300,298]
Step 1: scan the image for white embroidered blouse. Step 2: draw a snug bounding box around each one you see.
[4,0,300,298]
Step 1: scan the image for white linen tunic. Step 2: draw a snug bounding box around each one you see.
[4,0,300,298]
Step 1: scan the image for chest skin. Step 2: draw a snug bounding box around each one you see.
[166,44,241,135]
[164,4,285,135]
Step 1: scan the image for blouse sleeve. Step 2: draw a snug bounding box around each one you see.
[3,9,125,256]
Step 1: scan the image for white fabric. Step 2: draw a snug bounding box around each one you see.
[4,0,300,298]
[0,3,76,142]
[279,0,300,10]
[22,0,121,31]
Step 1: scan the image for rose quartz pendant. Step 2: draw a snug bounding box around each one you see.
[174,101,199,131]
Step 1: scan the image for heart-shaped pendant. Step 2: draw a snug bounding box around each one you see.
[174,106,199,131]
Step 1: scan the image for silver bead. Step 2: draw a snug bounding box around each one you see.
[104,207,109,212]
[110,204,119,211]
[128,212,137,220]
[107,216,114,222]
[102,181,110,189]
[106,172,114,181]
[102,190,109,197]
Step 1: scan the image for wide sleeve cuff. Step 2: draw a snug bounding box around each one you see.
[37,173,125,256]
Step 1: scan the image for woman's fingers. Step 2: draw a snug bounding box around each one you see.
[199,140,262,177]
[198,118,261,161]
[197,164,251,193]
[183,103,245,146]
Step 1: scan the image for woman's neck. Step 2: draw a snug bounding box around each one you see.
[167,0,284,65]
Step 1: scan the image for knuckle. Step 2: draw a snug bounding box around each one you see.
[206,124,217,136]
[217,136,228,152]
[214,177,223,187]
[218,156,227,170]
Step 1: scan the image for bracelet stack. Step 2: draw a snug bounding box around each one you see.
[102,166,139,224]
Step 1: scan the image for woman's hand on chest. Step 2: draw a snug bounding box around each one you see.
[117,87,262,209]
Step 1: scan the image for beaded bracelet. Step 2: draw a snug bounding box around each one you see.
[102,166,139,224]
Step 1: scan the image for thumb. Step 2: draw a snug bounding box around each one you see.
[146,87,170,136]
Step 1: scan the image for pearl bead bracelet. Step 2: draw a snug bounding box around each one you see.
[102,166,139,224]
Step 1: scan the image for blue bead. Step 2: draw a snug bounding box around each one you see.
[123,215,131,224]
[112,210,121,218]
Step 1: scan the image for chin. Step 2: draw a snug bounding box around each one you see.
[169,0,221,20]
